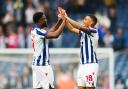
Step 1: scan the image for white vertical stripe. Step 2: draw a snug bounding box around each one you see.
[83,34,86,64]
[46,41,49,65]
[34,58,37,65]
[80,36,82,64]
[93,52,96,63]
[87,35,91,63]
[40,47,43,66]
[80,33,83,64]
[80,51,82,64]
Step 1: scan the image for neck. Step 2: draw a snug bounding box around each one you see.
[34,23,41,28]
[34,23,48,29]
[42,27,48,30]
[83,25,89,29]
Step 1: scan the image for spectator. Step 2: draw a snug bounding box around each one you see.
[113,27,127,51]
[95,10,111,47]
[13,0,24,23]
[21,67,31,88]
[0,0,6,19]
[125,77,128,89]
[16,77,23,89]
[108,5,117,34]
[25,0,36,24]
[103,29,114,47]
[56,65,76,89]
[115,77,125,89]
[104,0,115,7]
[96,75,103,89]
[102,75,109,89]
[0,25,6,48]
[43,0,55,26]
[57,71,76,89]
[0,73,8,89]
[25,24,32,48]
[17,24,25,48]
[6,23,18,48]
[8,65,18,89]
[2,12,14,24]
[95,10,111,29]
[97,25,106,47]
[5,0,14,15]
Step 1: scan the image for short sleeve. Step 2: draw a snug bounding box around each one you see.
[79,30,83,37]
[36,28,47,38]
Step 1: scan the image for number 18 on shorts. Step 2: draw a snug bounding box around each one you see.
[77,63,99,87]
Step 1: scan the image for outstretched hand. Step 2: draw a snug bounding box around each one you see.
[57,7,68,20]
[58,7,68,18]
[57,7,65,20]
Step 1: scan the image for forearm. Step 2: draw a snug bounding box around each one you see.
[50,19,63,32]
[46,19,65,39]
[66,20,79,34]
[54,19,65,37]
[65,20,74,32]
[66,16,81,29]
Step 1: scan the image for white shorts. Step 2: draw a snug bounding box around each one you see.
[32,65,54,89]
[77,63,99,87]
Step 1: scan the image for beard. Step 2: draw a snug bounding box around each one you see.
[41,22,48,28]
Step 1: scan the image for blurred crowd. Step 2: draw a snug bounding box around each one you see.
[0,0,128,89]
[0,62,32,89]
[0,0,128,51]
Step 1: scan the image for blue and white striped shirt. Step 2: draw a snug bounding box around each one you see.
[79,27,99,64]
[31,25,49,66]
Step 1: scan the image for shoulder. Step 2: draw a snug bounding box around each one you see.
[32,25,40,31]
[32,25,47,33]
[89,27,99,39]
[89,27,98,33]
[79,30,84,37]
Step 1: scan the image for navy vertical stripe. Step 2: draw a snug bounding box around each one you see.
[37,55,41,66]
[85,34,89,63]
[43,38,46,65]
[47,46,50,64]
[90,38,94,63]
[81,42,84,64]
[79,31,82,37]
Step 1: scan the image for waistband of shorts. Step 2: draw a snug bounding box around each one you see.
[32,64,50,66]
[79,62,98,65]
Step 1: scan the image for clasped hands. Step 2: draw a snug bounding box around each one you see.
[57,7,67,20]
[57,7,88,30]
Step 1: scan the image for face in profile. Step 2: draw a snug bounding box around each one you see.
[38,17,48,28]
[83,16,93,27]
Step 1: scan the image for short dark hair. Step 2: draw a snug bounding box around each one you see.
[87,14,97,26]
[33,12,46,23]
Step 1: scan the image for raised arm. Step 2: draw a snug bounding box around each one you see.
[49,18,63,32]
[65,19,80,35]
[66,16,97,35]
[66,16,82,29]
[59,7,82,29]
[46,18,65,39]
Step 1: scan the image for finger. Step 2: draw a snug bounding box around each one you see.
[57,7,62,14]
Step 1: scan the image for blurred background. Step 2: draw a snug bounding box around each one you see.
[0,0,128,89]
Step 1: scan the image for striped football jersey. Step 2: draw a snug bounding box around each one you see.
[79,27,99,64]
[31,25,49,66]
